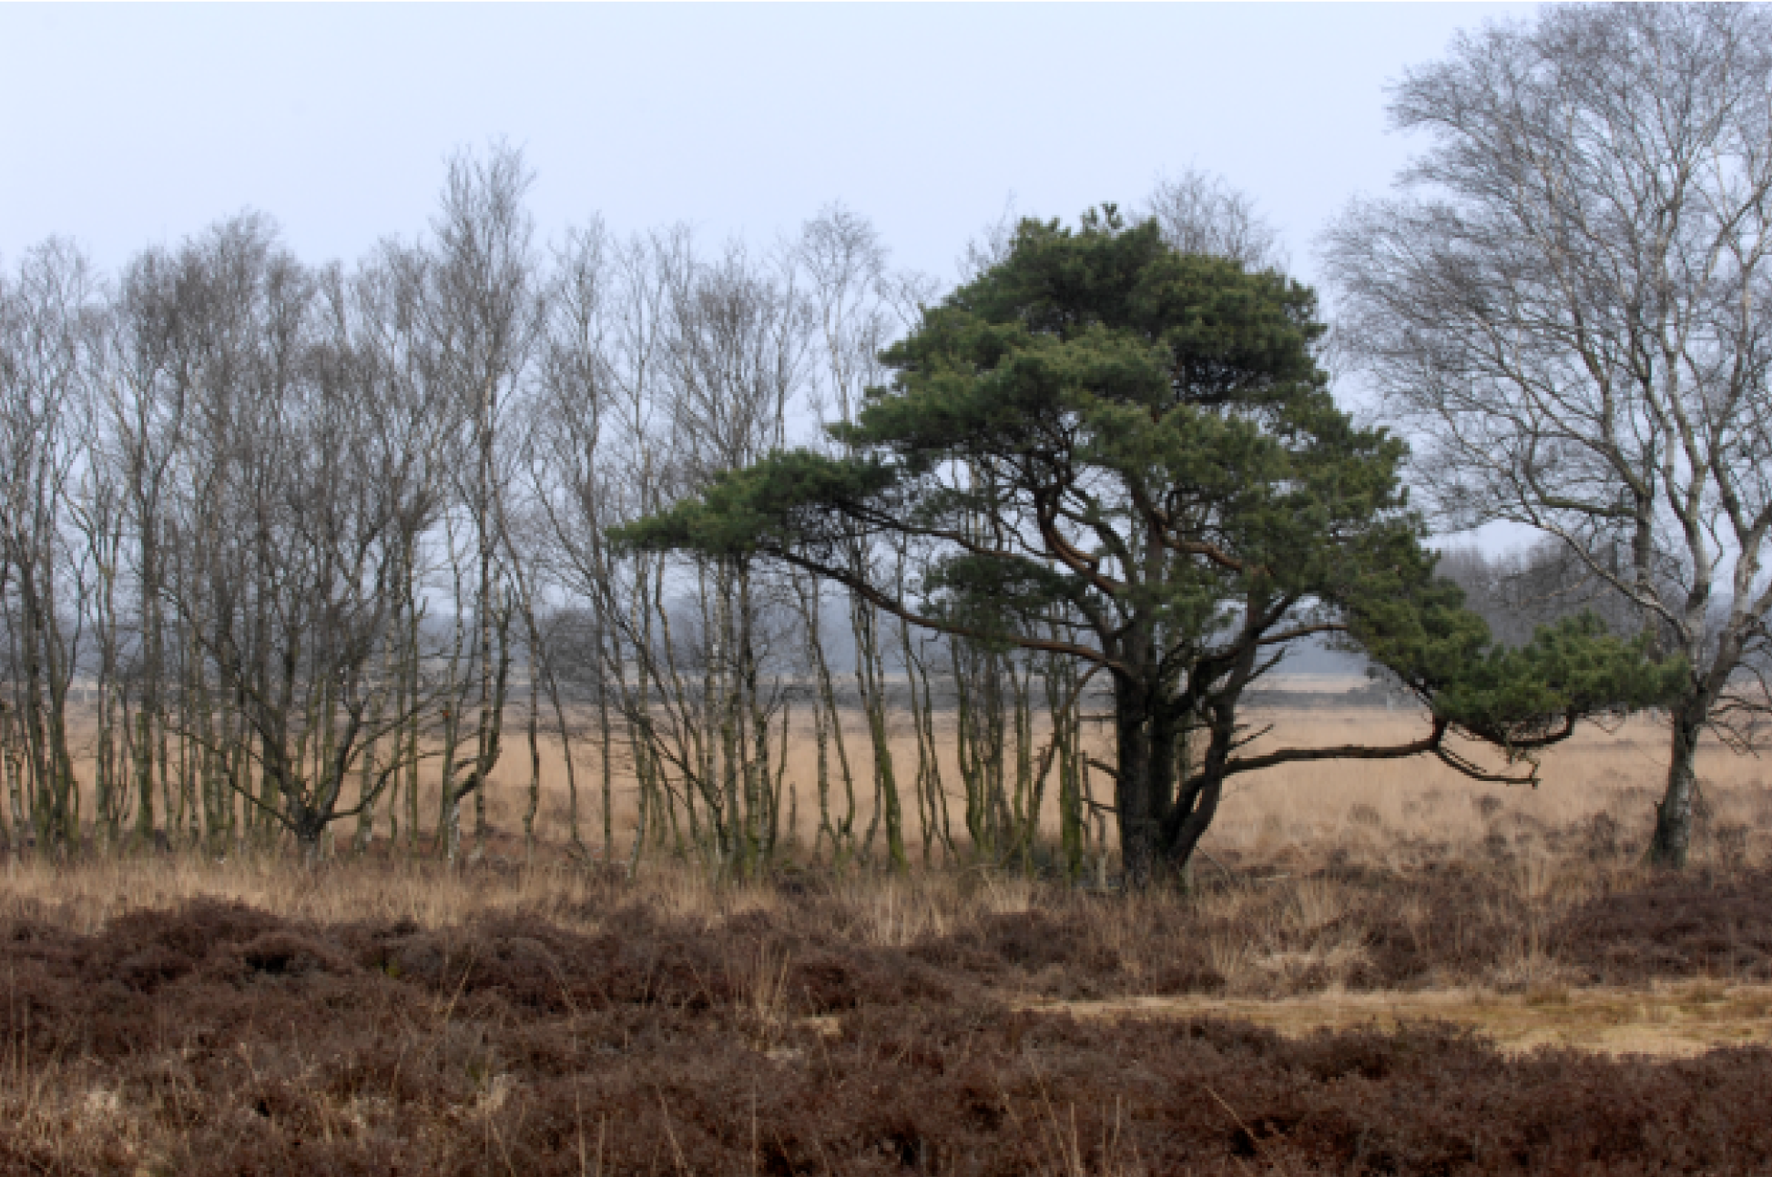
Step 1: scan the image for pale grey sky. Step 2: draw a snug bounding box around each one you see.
[1,3,1529,287]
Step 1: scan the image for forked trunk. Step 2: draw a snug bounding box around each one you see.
[1164,725,1226,883]
[1114,675,1231,889]
[294,813,325,867]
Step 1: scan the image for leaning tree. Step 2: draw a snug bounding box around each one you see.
[1325,4,1772,866]
[618,210,1674,886]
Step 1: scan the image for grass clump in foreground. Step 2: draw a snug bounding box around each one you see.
[3,844,1772,1174]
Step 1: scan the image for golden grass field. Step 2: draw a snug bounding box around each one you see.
[454,699,1768,876]
[28,686,1765,873]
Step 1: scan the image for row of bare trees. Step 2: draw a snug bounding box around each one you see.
[0,145,1146,877]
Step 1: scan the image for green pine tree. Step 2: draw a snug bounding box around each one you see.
[617,209,1680,887]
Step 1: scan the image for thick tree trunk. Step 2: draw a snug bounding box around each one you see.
[1648,699,1707,867]
[1113,678,1168,889]
[1114,672,1239,889]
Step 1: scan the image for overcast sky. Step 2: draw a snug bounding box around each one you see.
[2,3,1531,290]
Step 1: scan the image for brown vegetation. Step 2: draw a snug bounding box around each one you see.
[4,799,1772,1174]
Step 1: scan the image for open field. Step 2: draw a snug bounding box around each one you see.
[4,707,1772,1174]
[313,703,1767,874]
[27,694,1769,875]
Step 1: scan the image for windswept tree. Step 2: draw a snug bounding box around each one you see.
[619,210,1675,886]
[1325,4,1772,866]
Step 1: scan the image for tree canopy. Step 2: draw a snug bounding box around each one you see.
[618,209,1678,885]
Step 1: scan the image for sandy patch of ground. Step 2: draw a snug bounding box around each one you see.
[1017,980,1772,1057]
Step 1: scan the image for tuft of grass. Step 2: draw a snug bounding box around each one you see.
[1525,981,1572,1007]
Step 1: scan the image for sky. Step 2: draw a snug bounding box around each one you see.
[0,3,1532,292]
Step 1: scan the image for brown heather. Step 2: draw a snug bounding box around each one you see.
[4,729,1772,1176]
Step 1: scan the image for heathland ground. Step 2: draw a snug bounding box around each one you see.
[2,700,1769,1174]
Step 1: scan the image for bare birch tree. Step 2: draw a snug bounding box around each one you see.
[1325,4,1772,866]
[1325,2,1772,865]
[0,240,102,851]
[1144,168,1286,272]
[419,142,543,861]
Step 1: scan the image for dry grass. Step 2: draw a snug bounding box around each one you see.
[465,706,1772,884]
[1213,708,1770,868]
[5,704,1771,1172]
[1021,981,1772,1058]
[4,853,1772,1174]
[4,825,1769,1014]
[33,699,1772,874]
[6,706,1770,1007]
